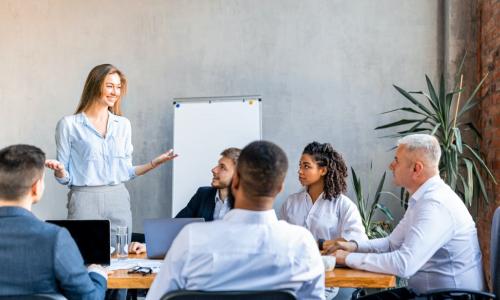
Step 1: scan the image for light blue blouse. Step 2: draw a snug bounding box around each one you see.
[55,112,136,187]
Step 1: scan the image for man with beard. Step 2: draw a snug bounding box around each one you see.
[175,147,241,221]
[128,147,241,255]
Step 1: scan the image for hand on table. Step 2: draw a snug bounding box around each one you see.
[323,239,358,255]
[128,242,147,254]
[332,249,350,265]
[45,159,66,178]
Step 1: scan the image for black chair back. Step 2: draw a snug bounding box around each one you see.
[422,288,495,300]
[355,287,418,300]
[0,294,67,300]
[491,207,500,298]
[161,290,296,300]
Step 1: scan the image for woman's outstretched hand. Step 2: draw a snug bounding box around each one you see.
[45,159,66,178]
[151,149,178,167]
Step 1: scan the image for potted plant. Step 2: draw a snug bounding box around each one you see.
[375,55,497,207]
[351,164,394,238]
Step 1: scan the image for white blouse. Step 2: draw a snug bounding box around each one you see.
[280,189,367,242]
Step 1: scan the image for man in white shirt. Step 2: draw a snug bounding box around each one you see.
[146,141,325,300]
[329,134,485,293]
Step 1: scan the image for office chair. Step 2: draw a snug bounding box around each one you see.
[0,294,67,300]
[352,287,418,300]
[491,207,500,299]
[160,290,296,300]
[421,289,495,300]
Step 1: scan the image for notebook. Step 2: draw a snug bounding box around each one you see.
[46,219,110,265]
[144,218,204,259]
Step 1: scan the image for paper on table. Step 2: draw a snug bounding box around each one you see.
[110,258,163,273]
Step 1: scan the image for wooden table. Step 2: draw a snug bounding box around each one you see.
[108,254,396,289]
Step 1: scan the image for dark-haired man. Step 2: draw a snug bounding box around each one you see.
[146,141,325,300]
[0,144,107,299]
[129,147,242,255]
[176,147,241,221]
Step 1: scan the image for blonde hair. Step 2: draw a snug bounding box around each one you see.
[75,64,127,116]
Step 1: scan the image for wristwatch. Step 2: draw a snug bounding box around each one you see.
[318,238,325,251]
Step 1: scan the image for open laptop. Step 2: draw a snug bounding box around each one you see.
[46,219,110,265]
[144,218,204,259]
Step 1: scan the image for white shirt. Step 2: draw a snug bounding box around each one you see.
[213,192,230,220]
[280,190,367,242]
[146,209,325,300]
[346,176,484,293]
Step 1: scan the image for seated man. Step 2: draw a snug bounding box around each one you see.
[146,141,325,300]
[176,147,241,221]
[129,147,242,255]
[330,134,484,293]
[0,144,107,299]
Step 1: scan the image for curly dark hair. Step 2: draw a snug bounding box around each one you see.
[303,141,348,200]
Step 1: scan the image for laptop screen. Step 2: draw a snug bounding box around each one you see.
[46,219,110,265]
[144,218,204,259]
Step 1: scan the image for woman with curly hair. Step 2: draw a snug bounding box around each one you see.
[280,142,367,299]
[281,141,366,246]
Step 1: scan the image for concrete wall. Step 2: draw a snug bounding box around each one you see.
[0,0,442,232]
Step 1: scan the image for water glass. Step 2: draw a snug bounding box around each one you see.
[115,225,129,259]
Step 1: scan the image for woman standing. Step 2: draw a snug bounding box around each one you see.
[46,64,177,242]
[280,141,366,300]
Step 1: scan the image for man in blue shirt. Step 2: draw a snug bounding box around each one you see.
[0,144,107,299]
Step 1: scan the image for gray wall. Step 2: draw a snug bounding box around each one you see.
[0,0,442,232]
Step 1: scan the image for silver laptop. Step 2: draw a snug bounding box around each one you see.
[144,218,204,259]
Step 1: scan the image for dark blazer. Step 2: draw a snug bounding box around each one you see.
[175,186,218,221]
[0,206,106,299]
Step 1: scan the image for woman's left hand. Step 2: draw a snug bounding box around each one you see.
[151,149,178,167]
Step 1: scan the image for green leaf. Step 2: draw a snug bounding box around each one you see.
[463,144,497,184]
[381,107,429,117]
[463,158,474,205]
[462,122,482,138]
[351,167,366,220]
[393,84,434,116]
[375,119,426,130]
[457,73,488,120]
[425,75,440,110]
[453,128,463,153]
[458,173,471,206]
[454,52,467,87]
[472,161,489,204]
[369,172,386,222]
[439,74,446,116]
[376,203,394,221]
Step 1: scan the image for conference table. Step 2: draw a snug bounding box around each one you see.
[108,254,396,289]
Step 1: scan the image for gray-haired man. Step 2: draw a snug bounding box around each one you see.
[329,134,484,293]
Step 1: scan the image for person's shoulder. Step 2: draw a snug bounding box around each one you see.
[40,221,68,238]
[278,220,313,237]
[57,114,79,128]
[196,186,217,196]
[284,189,306,203]
[277,221,318,249]
[331,193,357,208]
[198,186,215,192]
[23,218,66,243]
[111,114,131,125]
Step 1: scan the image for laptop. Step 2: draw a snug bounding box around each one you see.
[144,218,204,259]
[47,219,111,265]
